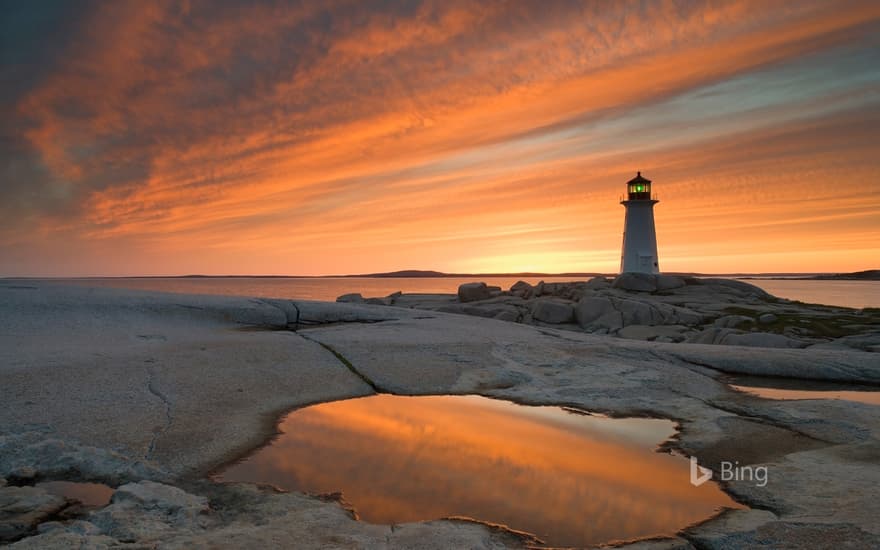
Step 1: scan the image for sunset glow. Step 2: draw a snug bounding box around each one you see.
[2,1,879,276]
[218,394,741,546]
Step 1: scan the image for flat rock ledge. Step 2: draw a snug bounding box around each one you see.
[2,281,880,548]
[339,274,880,355]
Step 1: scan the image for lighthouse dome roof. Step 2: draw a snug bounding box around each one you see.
[627,171,651,184]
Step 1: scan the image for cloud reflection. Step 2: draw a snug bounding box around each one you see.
[218,394,741,547]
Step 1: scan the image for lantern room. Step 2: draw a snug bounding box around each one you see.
[626,172,652,200]
[619,171,660,274]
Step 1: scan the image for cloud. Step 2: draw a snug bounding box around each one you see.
[2,0,879,275]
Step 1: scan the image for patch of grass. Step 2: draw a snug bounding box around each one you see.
[720,307,880,339]
[719,307,880,339]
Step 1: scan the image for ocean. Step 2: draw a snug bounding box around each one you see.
[30,276,880,309]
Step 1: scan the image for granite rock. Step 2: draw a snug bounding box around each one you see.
[612,272,657,292]
[531,300,575,324]
[336,293,364,303]
[758,313,778,324]
[3,282,880,548]
[458,282,491,303]
[0,486,68,543]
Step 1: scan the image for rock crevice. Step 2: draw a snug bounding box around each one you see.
[145,368,174,461]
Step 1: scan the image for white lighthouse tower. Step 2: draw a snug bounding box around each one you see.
[620,172,660,274]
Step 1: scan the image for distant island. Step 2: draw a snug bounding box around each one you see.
[8,269,877,280]
[806,269,880,281]
[349,269,880,280]
[344,270,609,278]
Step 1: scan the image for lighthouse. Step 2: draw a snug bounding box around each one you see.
[620,172,660,274]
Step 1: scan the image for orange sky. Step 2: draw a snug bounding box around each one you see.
[2,0,879,276]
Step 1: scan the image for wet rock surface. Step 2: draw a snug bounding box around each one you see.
[1,281,879,548]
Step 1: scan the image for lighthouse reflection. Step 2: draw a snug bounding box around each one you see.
[217,394,740,547]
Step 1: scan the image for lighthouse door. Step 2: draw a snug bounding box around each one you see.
[639,254,652,269]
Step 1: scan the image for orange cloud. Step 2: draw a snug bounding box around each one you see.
[4,0,880,275]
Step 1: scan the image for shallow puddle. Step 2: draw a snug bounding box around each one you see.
[216,394,740,547]
[729,376,880,406]
[36,481,115,507]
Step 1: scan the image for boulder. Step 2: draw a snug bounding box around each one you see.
[758,313,779,324]
[667,305,705,326]
[539,282,570,297]
[109,481,208,517]
[655,275,686,290]
[574,297,623,331]
[612,272,657,292]
[510,281,532,292]
[457,282,490,303]
[336,293,364,303]
[613,298,658,325]
[0,485,68,542]
[534,281,545,296]
[362,290,402,306]
[0,437,167,488]
[575,297,616,327]
[90,481,209,542]
[696,278,772,298]
[531,300,574,324]
[509,281,534,299]
[593,311,624,332]
[585,276,610,290]
[89,481,210,541]
[473,304,520,320]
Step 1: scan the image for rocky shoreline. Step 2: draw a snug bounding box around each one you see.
[338,273,880,354]
[2,281,879,548]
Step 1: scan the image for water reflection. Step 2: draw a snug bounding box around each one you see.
[217,395,741,547]
[729,376,880,406]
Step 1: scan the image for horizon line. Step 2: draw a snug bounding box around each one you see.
[4,268,877,280]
